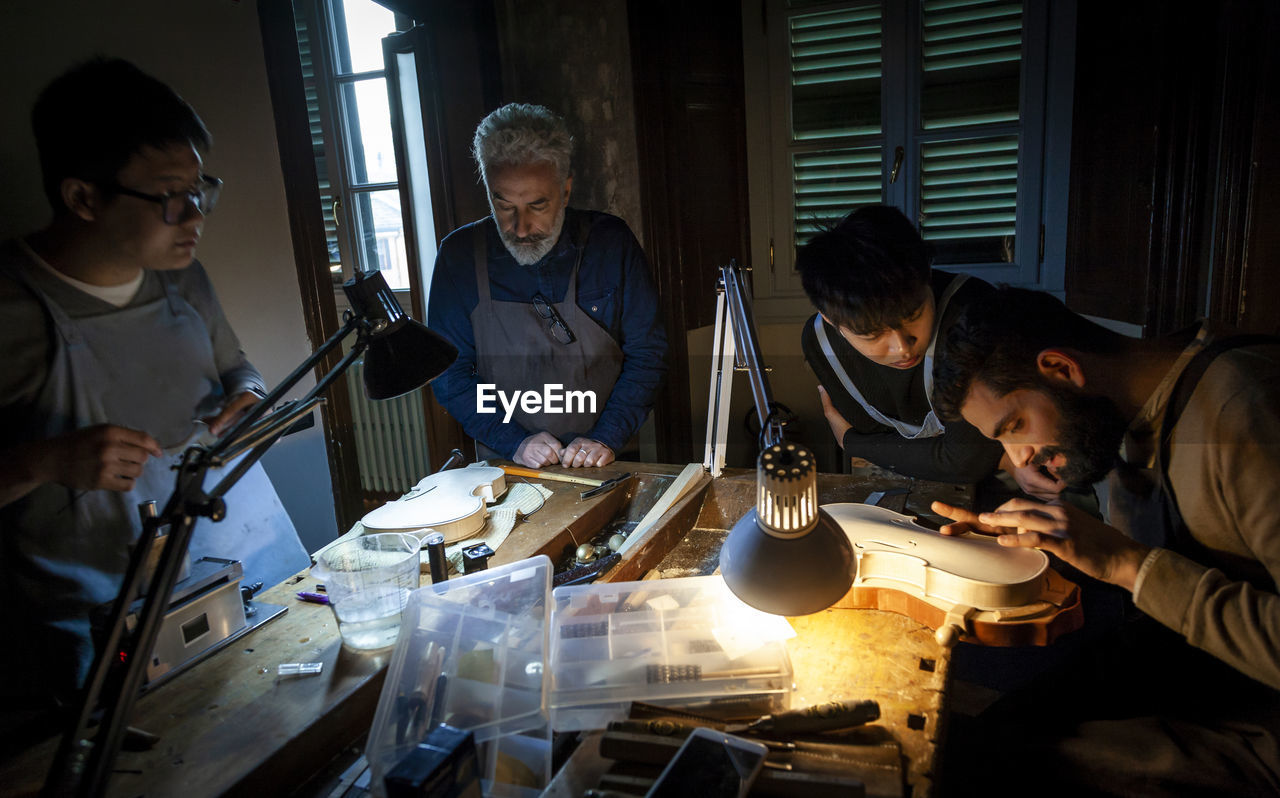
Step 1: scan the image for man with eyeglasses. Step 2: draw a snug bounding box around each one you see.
[428,104,668,468]
[0,59,300,716]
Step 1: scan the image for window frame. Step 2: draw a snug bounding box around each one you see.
[743,0,1073,321]
[298,0,411,295]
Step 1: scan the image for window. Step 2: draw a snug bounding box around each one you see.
[294,0,413,292]
[290,0,435,502]
[743,0,1073,317]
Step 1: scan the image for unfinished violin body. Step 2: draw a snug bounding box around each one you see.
[361,467,508,543]
[823,503,1083,647]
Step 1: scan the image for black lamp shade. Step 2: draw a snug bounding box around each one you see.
[720,443,855,616]
[720,508,854,616]
[363,320,457,400]
[343,270,458,400]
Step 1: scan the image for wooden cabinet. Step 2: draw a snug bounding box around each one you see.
[1066,0,1279,336]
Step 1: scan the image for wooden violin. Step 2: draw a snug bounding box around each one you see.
[361,466,508,543]
[823,503,1083,647]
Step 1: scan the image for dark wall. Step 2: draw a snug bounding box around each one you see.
[629,0,753,462]
[1065,0,1279,335]
[495,0,645,237]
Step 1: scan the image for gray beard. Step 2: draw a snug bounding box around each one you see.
[496,205,566,266]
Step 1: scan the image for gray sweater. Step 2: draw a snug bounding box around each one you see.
[1125,326,1280,690]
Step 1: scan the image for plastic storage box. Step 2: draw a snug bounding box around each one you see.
[367,561,794,796]
[549,573,794,731]
[366,556,553,798]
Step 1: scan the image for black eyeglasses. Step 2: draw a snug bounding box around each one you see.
[532,294,576,345]
[109,174,222,224]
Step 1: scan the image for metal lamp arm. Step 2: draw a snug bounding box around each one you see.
[722,263,784,449]
[209,314,363,460]
[209,340,366,498]
[49,314,368,797]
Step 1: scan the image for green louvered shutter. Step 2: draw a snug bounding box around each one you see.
[917,0,1023,265]
[295,7,345,286]
[787,3,884,248]
[748,0,1054,299]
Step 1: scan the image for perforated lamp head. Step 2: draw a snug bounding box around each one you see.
[719,443,855,616]
[342,270,457,399]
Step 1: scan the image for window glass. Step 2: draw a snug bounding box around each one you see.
[918,1,1022,267]
[353,189,409,290]
[295,8,345,283]
[793,145,883,247]
[747,0,1062,302]
[336,0,397,73]
[342,78,398,184]
[296,0,406,288]
[790,4,882,140]
[920,0,1022,130]
[919,134,1018,264]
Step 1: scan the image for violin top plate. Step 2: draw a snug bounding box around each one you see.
[362,466,508,532]
[824,502,1049,609]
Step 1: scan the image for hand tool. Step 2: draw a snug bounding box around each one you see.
[499,465,632,498]
[726,700,880,735]
[580,474,631,499]
[553,551,621,587]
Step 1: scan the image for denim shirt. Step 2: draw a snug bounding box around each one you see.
[427,209,668,457]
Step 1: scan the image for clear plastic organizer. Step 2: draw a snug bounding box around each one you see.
[367,562,796,794]
[549,574,795,728]
[366,556,553,798]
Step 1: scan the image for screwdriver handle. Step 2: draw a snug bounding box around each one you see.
[759,699,880,735]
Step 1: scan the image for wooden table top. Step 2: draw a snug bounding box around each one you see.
[0,568,390,797]
[645,465,969,798]
[0,461,970,797]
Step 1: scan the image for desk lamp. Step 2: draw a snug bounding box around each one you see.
[48,270,457,797]
[709,263,855,616]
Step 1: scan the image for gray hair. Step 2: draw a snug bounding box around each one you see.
[472,103,574,185]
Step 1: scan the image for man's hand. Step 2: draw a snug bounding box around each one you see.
[514,431,563,468]
[25,425,162,494]
[931,498,1151,592]
[818,385,852,446]
[560,438,615,468]
[930,500,1007,537]
[205,390,261,437]
[999,451,1066,501]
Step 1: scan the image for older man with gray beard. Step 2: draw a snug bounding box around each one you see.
[427,104,667,468]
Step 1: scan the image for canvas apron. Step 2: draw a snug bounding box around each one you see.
[0,264,305,698]
[470,219,622,458]
[812,273,968,439]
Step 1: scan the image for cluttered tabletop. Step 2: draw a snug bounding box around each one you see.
[1,460,989,798]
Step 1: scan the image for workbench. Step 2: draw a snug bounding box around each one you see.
[0,462,971,797]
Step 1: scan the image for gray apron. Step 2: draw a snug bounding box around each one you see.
[0,262,304,699]
[471,217,623,457]
[812,273,967,439]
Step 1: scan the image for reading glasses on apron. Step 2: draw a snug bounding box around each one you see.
[532,293,577,344]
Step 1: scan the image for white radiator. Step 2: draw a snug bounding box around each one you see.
[346,360,429,494]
